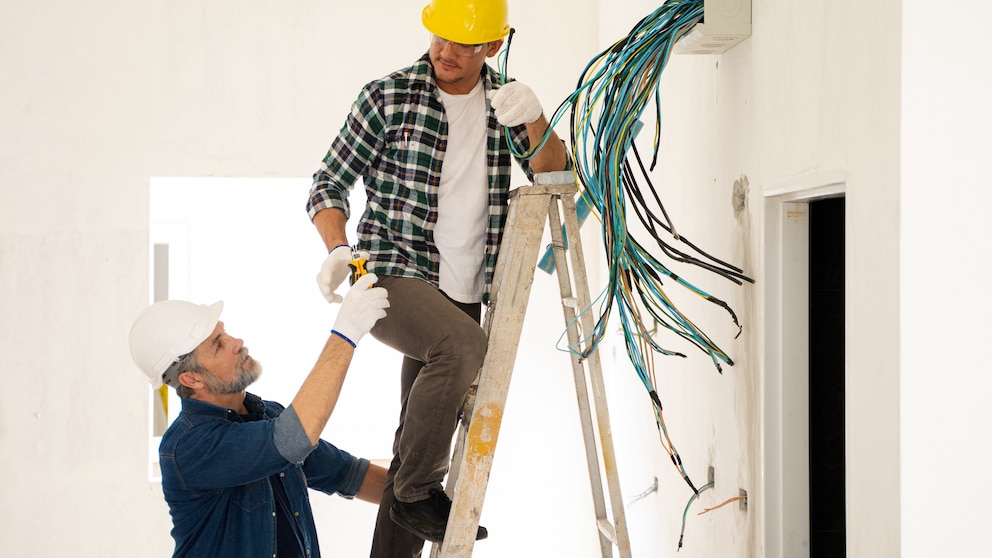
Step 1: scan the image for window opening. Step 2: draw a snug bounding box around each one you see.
[146,176,399,481]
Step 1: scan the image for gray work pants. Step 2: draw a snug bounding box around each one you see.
[369,275,486,558]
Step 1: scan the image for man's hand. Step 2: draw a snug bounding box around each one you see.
[491,81,543,127]
[317,245,369,303]
[331,273,389,346]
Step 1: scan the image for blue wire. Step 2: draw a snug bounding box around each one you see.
[510,0,747,505]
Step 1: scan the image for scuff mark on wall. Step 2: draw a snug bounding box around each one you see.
[733,174,749,224]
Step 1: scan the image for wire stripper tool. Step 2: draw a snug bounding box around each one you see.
[348,246,368,286]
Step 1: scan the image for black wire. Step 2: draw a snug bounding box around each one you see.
[628,145,754,282]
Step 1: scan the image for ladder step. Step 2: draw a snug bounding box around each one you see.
[596,518,618,545]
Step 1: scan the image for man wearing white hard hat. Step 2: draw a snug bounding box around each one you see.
[129,273,389,558]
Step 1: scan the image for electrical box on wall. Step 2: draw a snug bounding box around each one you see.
[674,0,751,55]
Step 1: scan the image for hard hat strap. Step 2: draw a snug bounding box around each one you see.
[162,352,192,387]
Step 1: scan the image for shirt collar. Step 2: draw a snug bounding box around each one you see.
[179,392,265,421]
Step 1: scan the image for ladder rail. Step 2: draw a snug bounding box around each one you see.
[546,195,615,557]
[558,193,632,556]
[435,186,553,558]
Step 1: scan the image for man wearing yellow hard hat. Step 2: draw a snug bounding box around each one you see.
[307,0,569,555]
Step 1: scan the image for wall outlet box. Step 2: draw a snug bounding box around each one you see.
[674,0,752,55]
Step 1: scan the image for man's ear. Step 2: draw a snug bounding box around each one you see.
[486,39,504,57]
[177,371,203,390]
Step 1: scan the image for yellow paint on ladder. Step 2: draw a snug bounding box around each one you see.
[465,403,502,459]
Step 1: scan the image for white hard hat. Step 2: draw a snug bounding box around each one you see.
[129,300,224,388]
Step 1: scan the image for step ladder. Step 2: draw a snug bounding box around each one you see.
[431,171,633,558]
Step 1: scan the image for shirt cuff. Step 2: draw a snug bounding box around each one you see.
[306,189,351,221]
[337,458,371,499]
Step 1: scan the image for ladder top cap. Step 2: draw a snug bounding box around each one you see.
[532,171,577,186]
[510,183,577,197]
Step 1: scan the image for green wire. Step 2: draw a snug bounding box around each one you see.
[679,480,714,551]
[557,2,743,374]
[504,0,752,514]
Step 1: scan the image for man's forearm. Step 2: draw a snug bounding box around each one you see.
[525,115,569,174]
[290,334,355,446]
[355,462,388,504]
[313,207,350,253]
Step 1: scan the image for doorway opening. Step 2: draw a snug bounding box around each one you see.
[808,197,846,557]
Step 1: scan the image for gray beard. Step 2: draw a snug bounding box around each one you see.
[203,358,263,395]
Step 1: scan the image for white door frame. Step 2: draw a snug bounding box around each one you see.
[761,171,846,558]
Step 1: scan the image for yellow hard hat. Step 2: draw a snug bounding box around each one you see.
[422,0,511,45]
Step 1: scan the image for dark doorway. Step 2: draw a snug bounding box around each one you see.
[809,196,846,557]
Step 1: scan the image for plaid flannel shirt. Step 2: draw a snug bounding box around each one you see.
[307,54,543,300]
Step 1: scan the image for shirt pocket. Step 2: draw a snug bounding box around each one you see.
[232,478,270,513]
[383,128,430,188]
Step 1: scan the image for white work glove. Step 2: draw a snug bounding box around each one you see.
[316,245,369,304]
[331,273,389,347]
[491,81,544,127]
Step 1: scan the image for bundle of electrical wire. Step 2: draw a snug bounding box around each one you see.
[499,0,753,498]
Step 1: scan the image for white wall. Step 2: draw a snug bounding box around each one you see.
[1,2,169,556]
[0,0,600,556]
[749,1,903,556]
[607,0,903,556]
[642,0,992,557]
[638,0,905,553]
[901,2,992,557]
[5,0,990,556]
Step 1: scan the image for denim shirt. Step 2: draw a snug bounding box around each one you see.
[159,393,370,558]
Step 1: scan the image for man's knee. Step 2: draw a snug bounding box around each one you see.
[464,325,489,367]
[445,324,488,380]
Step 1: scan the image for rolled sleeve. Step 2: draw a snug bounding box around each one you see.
[302,440,370,498]
[336,457,370,499]
[308,163,353,220]
[272,405,316,464]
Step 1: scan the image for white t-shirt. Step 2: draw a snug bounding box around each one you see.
[435,79,488,303]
